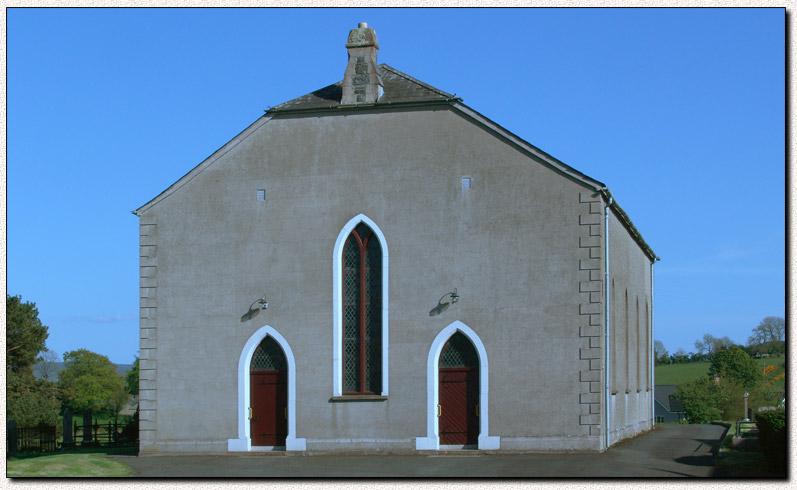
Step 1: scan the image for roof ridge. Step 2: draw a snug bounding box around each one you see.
[379,63,457,100]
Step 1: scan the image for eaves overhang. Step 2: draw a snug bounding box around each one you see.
[600,187,660,263]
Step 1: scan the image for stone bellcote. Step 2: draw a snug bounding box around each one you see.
[341,22,383,105]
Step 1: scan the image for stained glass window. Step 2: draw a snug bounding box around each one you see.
[439,332,478,368]
[251,336,287,372]
[342,223,382,394]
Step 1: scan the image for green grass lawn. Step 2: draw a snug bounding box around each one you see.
[655,357,785,390]
[8,453,133,477]
[654,361,711,385]
[7,446,137,477]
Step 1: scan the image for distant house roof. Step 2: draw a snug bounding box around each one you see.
[655,385,685,413]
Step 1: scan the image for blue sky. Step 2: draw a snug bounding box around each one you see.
[8,8,785,364]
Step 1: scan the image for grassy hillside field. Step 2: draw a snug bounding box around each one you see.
[655,357,785,391]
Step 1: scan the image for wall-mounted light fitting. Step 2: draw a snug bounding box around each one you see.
[429,288,459,317]
[240,295,269,322]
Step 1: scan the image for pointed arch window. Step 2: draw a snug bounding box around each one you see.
[251,336,287,371]
[342,223,382,394]
[439,332,479,369]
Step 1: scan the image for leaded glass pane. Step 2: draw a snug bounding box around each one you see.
[364,236,382,392]
[341,223,384,394]
[439,332,478,368]
[251,336,287,371]
[343,234,361,392]
[344,336,360,392]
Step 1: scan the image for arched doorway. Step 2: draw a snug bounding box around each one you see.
[250,336,288,447]
[415,321,499,451]
[438,332,479,447]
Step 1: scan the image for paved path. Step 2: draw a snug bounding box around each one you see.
[110,424,727,477]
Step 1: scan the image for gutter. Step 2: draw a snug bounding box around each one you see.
[604,191,613,450]
[265,97,461,117]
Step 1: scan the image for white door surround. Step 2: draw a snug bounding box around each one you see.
[228,325,306,451]
[415,320,500,450]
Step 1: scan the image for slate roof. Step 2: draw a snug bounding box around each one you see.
[268,64,458,113]
[654,385,685,413]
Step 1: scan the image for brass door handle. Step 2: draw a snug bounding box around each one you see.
[476,404,480,417]
[284,407,288,420]
[437,404,442,417]
[248,407,253,420]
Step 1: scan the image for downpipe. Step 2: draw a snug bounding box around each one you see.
[650,258,658,426]
[604,193,613,450]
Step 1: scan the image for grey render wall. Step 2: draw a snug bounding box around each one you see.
[137,106,635,453]
[607,206,654,445]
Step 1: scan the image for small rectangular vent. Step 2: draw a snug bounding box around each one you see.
[257,189,266,202]
[461,177,472,190]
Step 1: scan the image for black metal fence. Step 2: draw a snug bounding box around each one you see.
[14,424,58,453]
[8,411,137,456]
[68,419,123,447]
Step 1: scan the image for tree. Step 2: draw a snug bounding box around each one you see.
[675,374,775,423]
[694,333,734,358]
[654,340,668,365]
[670,348,690,364]
[748,316,786,345]
[58,349,129,415]
[7,372,61,426]
[126,357,139,396]
[715,336,734,351]
[675,376,724,423]
[37,348,60,381]
[7,295,49,375]
[6,294,60,426]
[708,345,763,389]
[694,334,716,356]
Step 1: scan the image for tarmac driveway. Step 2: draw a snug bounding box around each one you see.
[110,424,728,477]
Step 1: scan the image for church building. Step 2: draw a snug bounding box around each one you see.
[134,23,658,454]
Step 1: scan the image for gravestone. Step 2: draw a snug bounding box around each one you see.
[62,408,73,447]
[82,410,93,445]
[7,419,17,457]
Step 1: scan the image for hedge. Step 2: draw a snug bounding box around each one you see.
[755,408,786,473]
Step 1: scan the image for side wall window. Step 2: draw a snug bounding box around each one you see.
[342,223,383,394]
[625,289,630,393]
[611,280,617,393]
[646,301,650,391]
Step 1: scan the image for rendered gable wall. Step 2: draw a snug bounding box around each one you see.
[137,103,654,453]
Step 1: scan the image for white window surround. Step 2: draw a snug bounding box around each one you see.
[332,214,389,397]
[415,321,500,450]
[227,325,306,452]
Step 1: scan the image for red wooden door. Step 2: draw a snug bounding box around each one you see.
[250,370,287,446]
[439,367,479,445]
